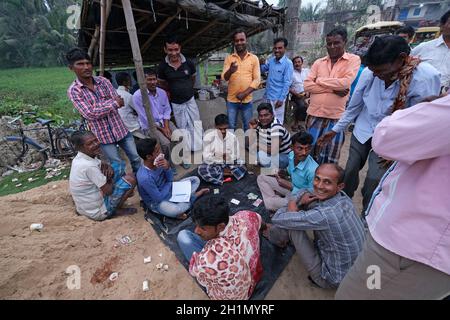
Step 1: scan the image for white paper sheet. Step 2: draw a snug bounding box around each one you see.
[169,181,191,203]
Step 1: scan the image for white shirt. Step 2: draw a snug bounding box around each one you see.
[412,36,450,89]
[290,68,310,94]
[116,86,141,132]
[202,129,241,165]
[69,152,108,221]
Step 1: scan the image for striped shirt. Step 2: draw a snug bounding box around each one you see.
[256,118,291,154]
[272,190,366,286]
[67,76,129,144]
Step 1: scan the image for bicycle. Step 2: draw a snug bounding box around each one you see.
[2,112,78,172]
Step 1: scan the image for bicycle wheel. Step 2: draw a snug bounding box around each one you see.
[55,128,76,157]
[2,137,47,172]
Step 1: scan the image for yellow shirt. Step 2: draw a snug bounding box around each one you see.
[221,52,261,103]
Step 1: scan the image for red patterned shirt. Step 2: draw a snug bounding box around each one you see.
[189,211,263,300]
[67,76,129,144]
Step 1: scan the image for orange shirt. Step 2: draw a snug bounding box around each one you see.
[304,52,360,120]
[221,52,261,103]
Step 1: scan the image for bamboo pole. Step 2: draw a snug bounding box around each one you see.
[121,0,160,142]
[99,0,106,76]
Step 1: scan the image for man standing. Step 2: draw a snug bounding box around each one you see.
[66,48,141,173]
[289,56,310,131]
[222,30,260,132]
[412,10,450,93]
[260,37,294,124]
[317,36,441,213]
[395,26,415,45]
[304,27,360,164]
[158,35,203,167]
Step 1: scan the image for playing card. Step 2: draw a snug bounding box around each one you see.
[214,189,219,194]
[252,199,263,207]
[230,199,240,205]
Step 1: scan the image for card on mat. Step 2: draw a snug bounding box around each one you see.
[230,199,240,205]
[252,199,263,207]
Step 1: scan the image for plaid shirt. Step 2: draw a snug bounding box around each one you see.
[67,76,129,144]
[272,190,366,286]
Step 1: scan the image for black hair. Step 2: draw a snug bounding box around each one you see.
[292,56,304,63]
[273,37,288,47]
[292,131,313,146]
[165,34,180,46]
[136,138,157,160]
[365,35,410,66]
[232,29,247,40]
[192,196,230,227]
[440,9,450,25]
[257,102,274,115]
[66,48,90,66]
[318,163,345,184]
[326,26,348,42]
[214,114,229,126]
[115,72,131,86]
[395,26,415,39]
[143,68,157,77]
[70,130,95,151]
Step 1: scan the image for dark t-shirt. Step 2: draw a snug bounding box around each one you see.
[157,57,196,104]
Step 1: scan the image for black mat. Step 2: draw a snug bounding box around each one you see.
[144,171,295,300]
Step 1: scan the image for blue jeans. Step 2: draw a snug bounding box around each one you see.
[227,101,253,132]
[257,151,289,169]
[100,132,142,173]
[177,229,206,261]
[150,176,200,218]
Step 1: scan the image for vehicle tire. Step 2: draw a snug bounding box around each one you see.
[55,129,76,157]
[3,138,47,172]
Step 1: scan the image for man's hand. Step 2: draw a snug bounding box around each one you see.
[276,176,292,190]
[236,92,248,101]
[275,100,283,108]
[287,199,299,212]
[249,118,258,130]
[229,61,238,74]
[317,130,337,147]
[161,126,172,140]
[100,162,114,181]
[333,89,349,97]
[156,158,170,170]
[299,192,318,206]
[115,96,124,107]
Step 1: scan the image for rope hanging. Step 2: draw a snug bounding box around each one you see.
[150,0,156,22]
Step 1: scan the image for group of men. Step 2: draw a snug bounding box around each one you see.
[65,10,450,300]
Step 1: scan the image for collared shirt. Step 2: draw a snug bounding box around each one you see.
[287,153,318,194]
[290,68,310,94]
[157,53,196,104]
[304,52,361,120]
[261,55,294,101]
[67,76,129,144]
[132,87,171,130]
[412,35,450,89]
[190,210,263,300]
[116,86,141,132]
[366,94,450,276]
[69,152,108,221]
[332,63,441,144]
[272,190,366,286]
[256,118,291,154]
[136,165,174,207]
[202,129,241,164]
[221,51,261,103]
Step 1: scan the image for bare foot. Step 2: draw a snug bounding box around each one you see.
[176,213,188,220]
[115,207,137,216]
[195,188,210,197]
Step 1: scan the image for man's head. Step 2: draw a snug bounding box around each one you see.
[232,29,247,54]
[291,132,313,162]
[164,35,182,62]
[214,114,229,138]
[192,196,230,241]
[326,27,347,61]
[66,48,92,80]
[440,10,450,38]
[257,103,274,127]
[273,37,288,60]
[144,68,158,91]
[292,56,304,71]
[136,138,161,163]
[116,72,131,88]
[313,163,345,201]
[395,26,415,43]
[70,131,100,158]
[365,35,410,82]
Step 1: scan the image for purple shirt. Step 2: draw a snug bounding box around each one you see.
[367,94,450,275]
[132,87,171,130]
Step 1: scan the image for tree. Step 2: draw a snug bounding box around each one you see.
[300,3,324,22]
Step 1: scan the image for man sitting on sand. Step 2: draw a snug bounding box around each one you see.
[263,163,366,288]
[69,131,137,221]
[198,114,247,185]
[136,138,209,220]
[177,196,263,300]
[257,131,318,212]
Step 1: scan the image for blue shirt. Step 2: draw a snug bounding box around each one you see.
[332,63,441,144]
[137,165,173,207]
[261,55,294,101]
[287,152,318,194]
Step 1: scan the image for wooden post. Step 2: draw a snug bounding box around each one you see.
[99,0,106,76]
[284,0,301,58]
[121,0,160,142]
[88,1,112,62]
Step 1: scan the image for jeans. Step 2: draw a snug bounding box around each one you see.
[257,151,289,169]
[227,101,253,132]
[150,176,200,218]
[100,132,142,173]
[177,229,207,262]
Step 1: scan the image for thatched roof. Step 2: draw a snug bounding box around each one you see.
[78,0,285,67]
